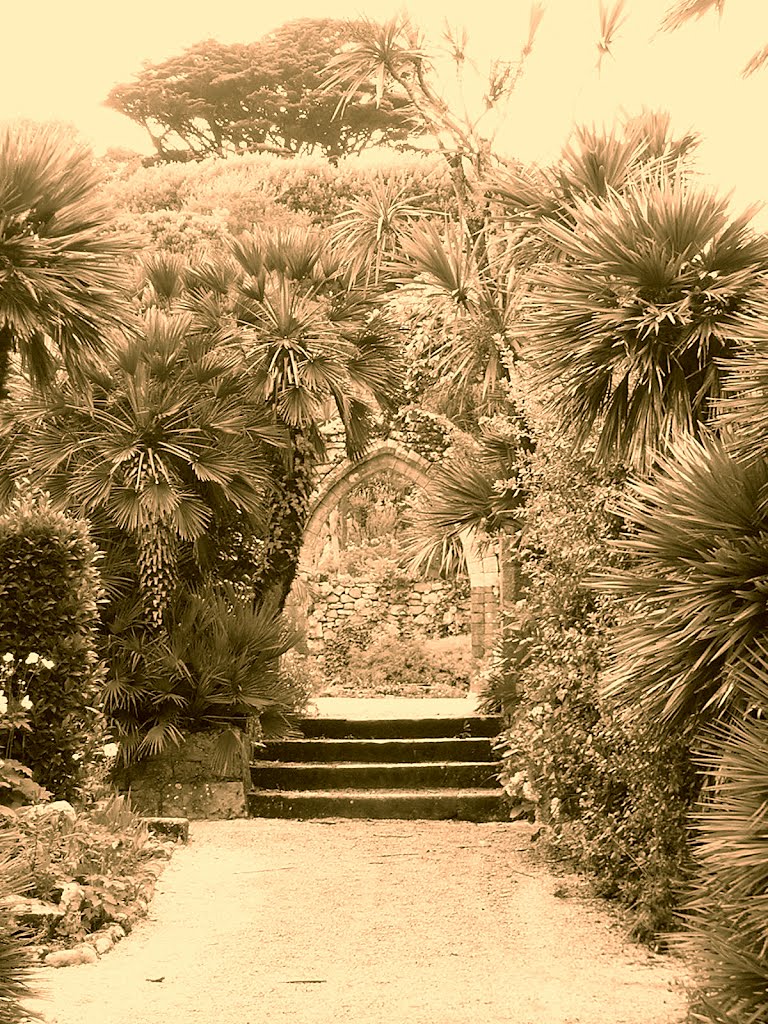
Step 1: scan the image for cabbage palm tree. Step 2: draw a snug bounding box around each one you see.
[519,172,768,471]
[324,10,544,219]
[0,122,136,396]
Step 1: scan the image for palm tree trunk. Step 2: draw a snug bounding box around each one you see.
[0,324,14,399]
[254,433,314,612]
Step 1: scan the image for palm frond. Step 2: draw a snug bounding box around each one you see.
[660,0,726,33]
[601,433,768,734]
[524,175,768,469]
[324,15,428,111]
[0,122,138,389]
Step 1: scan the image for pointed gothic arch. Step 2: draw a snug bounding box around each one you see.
[298,441,500,659]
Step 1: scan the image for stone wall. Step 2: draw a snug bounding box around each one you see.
[298,572,471,649]
[116,731,251,820]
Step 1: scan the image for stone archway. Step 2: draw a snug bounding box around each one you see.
[298,440,500,660]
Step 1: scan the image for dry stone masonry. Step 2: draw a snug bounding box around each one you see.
[301,573,470,649]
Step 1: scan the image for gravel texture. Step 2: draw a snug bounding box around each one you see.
[25,818,691,1024]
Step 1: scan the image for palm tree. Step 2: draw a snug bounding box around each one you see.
[601,434,768,734]
[324,10,544,222]
[0,122,136,396]
[4,301,281,627]
[227,226,403,607]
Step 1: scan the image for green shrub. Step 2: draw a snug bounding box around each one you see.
[344,634,472,697]
[495,406,698,940]
[0,491,106,801]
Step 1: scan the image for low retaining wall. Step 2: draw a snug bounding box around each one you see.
[117,731,251,820]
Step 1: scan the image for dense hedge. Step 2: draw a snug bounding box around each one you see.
[0,492,105,800]
[491,408,699,941]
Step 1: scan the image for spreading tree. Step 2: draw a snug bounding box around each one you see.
[106,19,418,163]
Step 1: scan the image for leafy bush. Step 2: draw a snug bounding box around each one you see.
[343,634,472,697]
[495,405,698,940]
[0,491,106,801]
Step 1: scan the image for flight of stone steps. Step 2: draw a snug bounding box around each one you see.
[248,712,510,820]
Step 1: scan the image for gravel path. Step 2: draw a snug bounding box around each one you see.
[26,818,691,1024]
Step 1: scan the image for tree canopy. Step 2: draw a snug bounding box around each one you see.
[106,18,418,163]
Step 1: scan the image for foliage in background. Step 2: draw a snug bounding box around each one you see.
[101,146,453,245]
[325,9,544,219]
[0,491,106,801]
[106,19,417,162]
[344,634,472,698]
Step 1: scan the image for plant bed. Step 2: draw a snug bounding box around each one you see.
[0,794,187,971]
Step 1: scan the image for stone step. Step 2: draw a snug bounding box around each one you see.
[247,788,508,821]
[297,715,503,740]
[250,760,500,791]
[258,736,497,764]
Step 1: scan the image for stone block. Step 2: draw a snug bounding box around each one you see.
[45,945,99,968]
[142,817,190,842]
[160,782,247,820]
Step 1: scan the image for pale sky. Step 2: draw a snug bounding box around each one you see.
[3,0,768,217]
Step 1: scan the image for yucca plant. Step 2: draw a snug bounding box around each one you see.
[681,642,768,1024]
[105,584,303,767]
[601,433,768,735]
[0,122,136,396]
[522,173,768,470]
